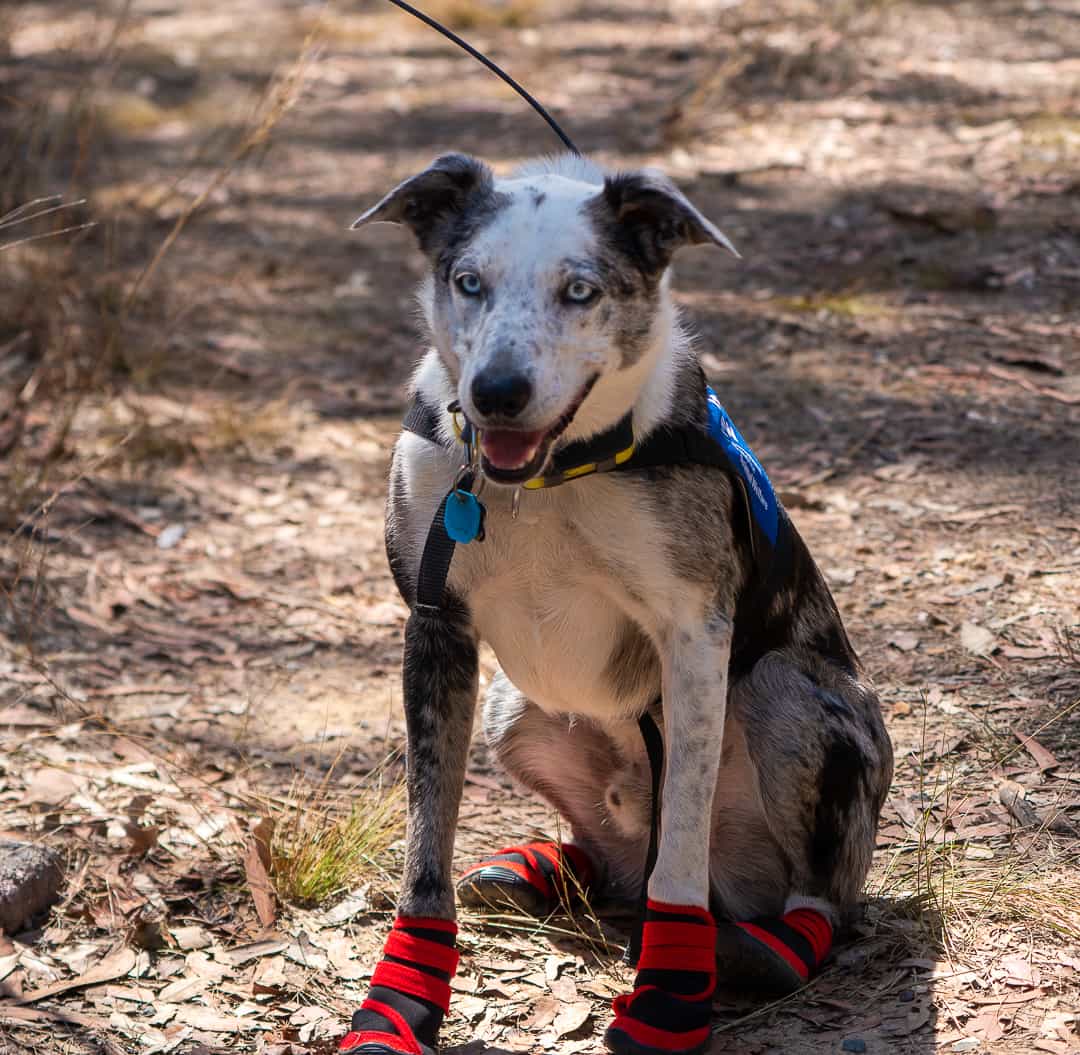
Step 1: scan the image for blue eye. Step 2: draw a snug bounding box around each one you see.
[456,272,482,296]
[565,280,598,304]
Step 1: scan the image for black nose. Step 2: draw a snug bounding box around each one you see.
[471,371,533,419]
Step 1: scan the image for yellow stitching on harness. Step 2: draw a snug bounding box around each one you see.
[614,443,635,465]
[563,462,596,480]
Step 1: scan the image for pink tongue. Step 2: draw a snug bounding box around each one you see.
[480,429,545,470]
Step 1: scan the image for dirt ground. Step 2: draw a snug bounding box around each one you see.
[1,0,1078,1053]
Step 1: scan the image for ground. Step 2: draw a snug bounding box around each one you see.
[0,0,1078,1053]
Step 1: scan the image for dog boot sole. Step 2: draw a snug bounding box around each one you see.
[714,920,806,996]
[455,865,554,916]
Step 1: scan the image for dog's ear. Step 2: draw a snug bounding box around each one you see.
[601,170,739,274]
[351,153,493,252]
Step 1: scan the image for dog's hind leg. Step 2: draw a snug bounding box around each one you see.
[343,599,479,1055]
[709,651,893,995]
[458,670,652,914]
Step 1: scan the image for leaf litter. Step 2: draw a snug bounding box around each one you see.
[2,0,1079,1052]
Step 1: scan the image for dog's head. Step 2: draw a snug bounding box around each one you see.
[354,153,736,484]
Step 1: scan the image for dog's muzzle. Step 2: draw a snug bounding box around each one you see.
[473,375,598,484]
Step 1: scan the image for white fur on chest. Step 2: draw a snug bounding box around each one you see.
[454,480,674,719]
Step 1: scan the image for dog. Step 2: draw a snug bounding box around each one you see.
[338,152,894,1055]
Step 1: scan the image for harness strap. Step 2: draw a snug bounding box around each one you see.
[401,394,789,629]
[625,708,664,967]
[414,472,474,616]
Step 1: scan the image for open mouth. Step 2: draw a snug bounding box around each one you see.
[478,377,597,484]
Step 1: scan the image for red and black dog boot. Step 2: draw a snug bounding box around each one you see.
[338,916,459,1055]
[456,841,594,916]
[605,900,717,1055]
[714,905,834,996]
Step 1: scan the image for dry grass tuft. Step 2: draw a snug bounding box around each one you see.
[0,197,96,253]
[871,696,1080,963]
[267,762,405,906]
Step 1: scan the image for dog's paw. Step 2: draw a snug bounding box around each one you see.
[603,900,716,1055]
[714,907,833,995]
[340,916,458,1055]
[338,1021,430,1054]
[604,996,713,1055]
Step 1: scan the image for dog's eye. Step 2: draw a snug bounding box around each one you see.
[455,272,482,296]
[564,280,598,305]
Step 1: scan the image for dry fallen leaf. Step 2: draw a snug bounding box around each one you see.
[882,997,933,1037]
[999,781,1039,827]
[243,837,277,928]
[24,768,81,806]
[17,946,137,1005]
[968,1008,1007,1042]
[122,821,160,855]
[549,975,579,1003]
[158,975,207,1002]
[552,1000,592,1039]
[170,925,212,951]
[218,939,289,966]
[888,631,920,652]
[174,1005,270,1032]
[252,816,275,871]
[999,953,1041,987]
[518,995,560,1031]
[960,621,997,657]
[1014,731,1059,772]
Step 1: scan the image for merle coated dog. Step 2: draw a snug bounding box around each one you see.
[338,153,893,1055]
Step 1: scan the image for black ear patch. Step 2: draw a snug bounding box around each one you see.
[352,153,495,255]
[599,170,738,275]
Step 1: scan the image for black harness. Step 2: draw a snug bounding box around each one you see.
[401,388,795,961]
[404,391,794,663]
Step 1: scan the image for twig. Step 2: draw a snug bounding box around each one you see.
[711,976,821,1033]
[984,364,1080,405]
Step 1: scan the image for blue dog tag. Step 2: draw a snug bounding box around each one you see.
[444,489,484,543]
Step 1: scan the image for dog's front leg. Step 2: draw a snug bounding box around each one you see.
[341,600,478,1055]
[606,609,731,1055]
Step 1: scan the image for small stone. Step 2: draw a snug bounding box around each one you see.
[0,840,63,933]
[841,1040,867,1054]
[899,989,915,1002]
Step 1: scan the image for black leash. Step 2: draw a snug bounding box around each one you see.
[381,0,580,156]
[624,709,664,967]
[413,471,474,616]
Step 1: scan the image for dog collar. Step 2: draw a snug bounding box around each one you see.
[402,389,782,550]
[524,413,636,489]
